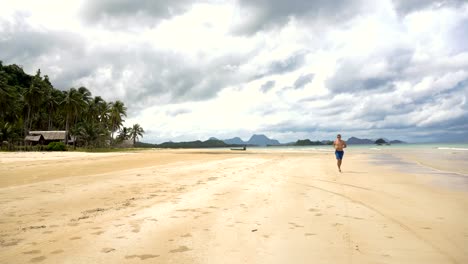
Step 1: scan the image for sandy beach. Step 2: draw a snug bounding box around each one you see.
[1,149,467,263]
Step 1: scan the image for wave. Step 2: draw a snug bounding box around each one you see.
[437,147,468,151]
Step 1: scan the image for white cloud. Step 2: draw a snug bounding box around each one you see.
[1,0,467,143]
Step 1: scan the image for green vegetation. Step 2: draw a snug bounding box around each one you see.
[289,139,333,146]
[46,142,66,151]
[135,139,242,149]
[0,61,143,149]
[375,138,387,144]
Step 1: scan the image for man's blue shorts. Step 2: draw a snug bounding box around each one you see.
[335,150,344,160]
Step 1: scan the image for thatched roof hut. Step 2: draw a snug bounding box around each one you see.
[25,131,71,145]
[25,135,44,142]
[29,131,68,141]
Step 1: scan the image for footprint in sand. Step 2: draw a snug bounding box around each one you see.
[30,256,46,263]
[131,225,141,233]
[92,231,105,235]
[125,254,159,260]
[304,233,316,236]
[101,248,115,253]
[50,249,64,254]
[181,233,192,238]
[22,250,41,255]
[289,222,304,228]
[169,246,192,253]
[69,236,81,240]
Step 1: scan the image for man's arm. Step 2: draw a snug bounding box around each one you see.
[343,141,347,148]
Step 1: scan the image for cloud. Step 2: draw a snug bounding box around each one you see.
[166,108,192,117]
[0,13,85,70]
[253,51,307,80]
[260,80,275,93]
[294,73,314,89]
[80,0,197,29]
[392,0,466,15]
[232,0,366,35]
[325,48,413,93]
[1,0,467,143]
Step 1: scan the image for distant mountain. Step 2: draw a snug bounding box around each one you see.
[136,139,240,148]
[208,137,219,141]
[247,134,280,146]
[223,137,246,145]
[347,137,374,144]
[389,140,406,144]
[375,138,387,144]
[295,139,328,146]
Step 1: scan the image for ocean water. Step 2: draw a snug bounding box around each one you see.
[247,143,468,154]
[246,143,468,186]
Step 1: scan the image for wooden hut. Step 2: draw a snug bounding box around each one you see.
[24,134,45,145]
[25,131,71,145]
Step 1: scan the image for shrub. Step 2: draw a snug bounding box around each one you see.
[46,142,67,151]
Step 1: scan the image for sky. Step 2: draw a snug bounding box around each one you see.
[1,0,467,143]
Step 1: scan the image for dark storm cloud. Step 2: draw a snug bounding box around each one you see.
[294,73,314,89]
[232,0,365,35]
[270,69,468,142]
[325,48,413,93]
[0,14,85,72]
[260,80,275,93]
[391,0,466,15]
[0,13,256,110]
[80,0,197,28]
[125,50,255,106]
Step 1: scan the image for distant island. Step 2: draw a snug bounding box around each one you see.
[220,134,281,146]
[348,137,406,145]
[135,139,244,149]
[136,135,407,149]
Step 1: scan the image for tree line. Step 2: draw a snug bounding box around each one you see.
[0,61,143,148]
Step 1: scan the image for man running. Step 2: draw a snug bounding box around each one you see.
[333,134,347,172]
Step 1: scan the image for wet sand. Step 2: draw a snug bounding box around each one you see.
[0,149,467,263]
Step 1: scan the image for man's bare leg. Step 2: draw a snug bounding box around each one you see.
[337,159,342,172]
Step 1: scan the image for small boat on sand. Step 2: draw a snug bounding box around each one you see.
[231,146,247,151]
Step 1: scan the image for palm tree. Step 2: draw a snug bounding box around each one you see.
[23,71,44,133]
[78,86,92,103]
[0,74,14,120]
[129,123,144,146]
[109,100,127,141]
[61,88,83,144]
[45,89,61,130]
[117,127,131,141]
[74,86,91,126]
[98,100,111,124]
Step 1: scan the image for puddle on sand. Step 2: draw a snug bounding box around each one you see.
[369,154,468,191]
